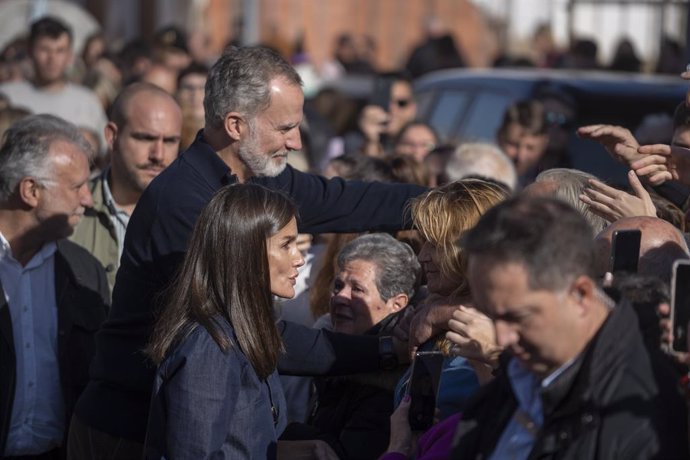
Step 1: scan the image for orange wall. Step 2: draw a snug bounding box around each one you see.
[204,0,497,70]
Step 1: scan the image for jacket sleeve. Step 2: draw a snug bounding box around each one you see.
[255,166,428,234]
[277,320,380,376]
[158,337,242,459]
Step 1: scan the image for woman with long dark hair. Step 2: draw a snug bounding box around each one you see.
[144,183,305,458]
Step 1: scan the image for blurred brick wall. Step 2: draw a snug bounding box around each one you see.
[205,0,497,70]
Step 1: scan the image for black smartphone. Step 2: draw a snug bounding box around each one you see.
[610,229,641,274]
[369,76,393,111]
[671,260,690,352]
[407,350,444,431]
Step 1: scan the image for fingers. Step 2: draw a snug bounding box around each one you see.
[647,171,674,186]
[450,305,478,324]
[634,163,672,180]
[630,153,671,177]
[446,329,470,344]
[579,193,617,223]
[576,124,635,143]
[576,124,606,138]
[579,180,621,222]
[626,170,646,197]
[584,178,619,200]
[626,170,656,216]
[637,144,672,156]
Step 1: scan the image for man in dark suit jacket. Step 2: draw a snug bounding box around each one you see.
[0,115,109,459]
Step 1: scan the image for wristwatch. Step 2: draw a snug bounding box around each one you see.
[378,335,398,370]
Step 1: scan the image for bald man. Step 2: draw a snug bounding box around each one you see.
[594,216,690,283]
[71,82,182,289]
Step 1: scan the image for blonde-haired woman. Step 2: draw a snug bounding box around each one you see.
[395,178,510,419]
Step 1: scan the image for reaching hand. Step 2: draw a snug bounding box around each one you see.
[445,306,501,367]
[631,144,690,186]
[580,170,656,222]
[402,294,458,359]
[577,124,642,166]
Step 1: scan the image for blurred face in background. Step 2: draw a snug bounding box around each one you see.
[395,123,437,162]
[31,33,72,86]
[387,80,417,136]
[499,123,548,176]
[176,72,207,120]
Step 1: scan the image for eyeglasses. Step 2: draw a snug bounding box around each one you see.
[392,98,412,108]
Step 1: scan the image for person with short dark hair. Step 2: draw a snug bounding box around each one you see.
[0,16,108,155]
[70,82,182,290]
[449,196,688,459]
[496,100,549,184]
[0,114,109,458]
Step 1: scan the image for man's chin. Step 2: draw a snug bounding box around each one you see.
[255,162,287,178]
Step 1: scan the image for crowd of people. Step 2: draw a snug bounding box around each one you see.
[1,13,690,460]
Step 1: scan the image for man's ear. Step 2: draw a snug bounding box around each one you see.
[104,122,118,151]
[18,177,41,208]
[389,293,410,312]
[571,275,596,315]
[224,112,245,141]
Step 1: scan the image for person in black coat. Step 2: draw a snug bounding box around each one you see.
[451,195,688,459]
[0,115,109,458]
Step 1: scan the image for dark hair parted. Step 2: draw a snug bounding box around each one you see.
[147,183,296,379]
[30,16,72,46]
[204,46,302,128]
[463,196,597,291]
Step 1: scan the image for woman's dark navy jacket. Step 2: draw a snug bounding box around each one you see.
[144,319,287,459]
[74,132,427,443]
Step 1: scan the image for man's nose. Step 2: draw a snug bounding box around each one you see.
[81,184,94,208]
[149,139,165,161]
[285,127,302,151]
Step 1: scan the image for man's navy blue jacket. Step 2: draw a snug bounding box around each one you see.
[74,133,427,442]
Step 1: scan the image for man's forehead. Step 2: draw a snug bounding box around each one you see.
[33,33,71,47]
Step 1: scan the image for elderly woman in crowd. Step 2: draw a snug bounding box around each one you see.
[395,178,510,419]
[283,233,421,460]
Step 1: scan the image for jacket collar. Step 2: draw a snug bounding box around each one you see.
[180,130,235,189]
[540,299,633,417]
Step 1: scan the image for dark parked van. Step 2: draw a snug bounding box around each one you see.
[414,68,687,184]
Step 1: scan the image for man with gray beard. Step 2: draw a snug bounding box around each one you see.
[68,46,427,458]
